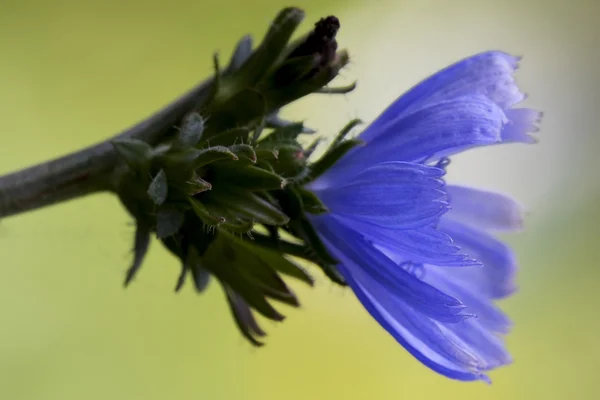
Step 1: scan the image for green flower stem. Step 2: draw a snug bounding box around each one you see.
[0,78,214,218]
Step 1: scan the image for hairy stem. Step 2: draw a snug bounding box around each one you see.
[0,78,214,218]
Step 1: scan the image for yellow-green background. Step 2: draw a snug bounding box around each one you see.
[1,0,598,399]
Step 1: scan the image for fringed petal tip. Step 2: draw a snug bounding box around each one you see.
[503,108,543,143]
[445,186,527,232]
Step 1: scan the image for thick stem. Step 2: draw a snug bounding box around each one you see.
[0,77,214,218]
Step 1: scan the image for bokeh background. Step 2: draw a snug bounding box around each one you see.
[1,0,598,399]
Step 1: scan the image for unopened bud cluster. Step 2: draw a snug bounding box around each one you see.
[112,8,359,345]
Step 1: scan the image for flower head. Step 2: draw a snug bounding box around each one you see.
[305,51,541,381]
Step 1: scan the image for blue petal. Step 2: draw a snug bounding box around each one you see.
[502,108,542,143]
[361,51,524,143]
[424,265,513,334]
[334,261,489,381]
[338,217,480,267]
[445,185,526,232]
[441,317,512,371]
[438,219,518,299]
[311,214,467,322]
[320,95,506,180]
[315,162,449,229]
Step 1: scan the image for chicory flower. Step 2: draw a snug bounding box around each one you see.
[307,51,541,381]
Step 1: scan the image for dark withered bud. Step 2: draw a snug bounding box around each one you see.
[287,16,340,67]
[260,14,349,110]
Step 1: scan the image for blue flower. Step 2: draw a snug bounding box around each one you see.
[307,51,541,382]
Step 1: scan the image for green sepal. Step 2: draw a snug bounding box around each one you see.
[112,138,153,175]
[222,219,254,234]
[213,165,285,191]
[207,188,289,226]
[264,144,306,179]
[316,81,357,95]
[309,139,365,181]
[287,217,338,266]
[185,172,212,195]
[303,137,322,158]
[317,262,347,286]
[261,49,350,109]
[228,144,257,164]
[174,261,188,292]
[265,110,316,134]
[219,7,304,97]
[123,223,151,287]
[147,169,168,205]
[225,35,253,74]
[266,54,318,87]
[160,148,203,172]
[202,237,287,322]
[204,127,251,147]
[243,232,314,286]
[187,247,211,293]
[206,89,267,135]
[188,197,226,226]
[331,118,362,149]
[210,231,300,306]
[249,231,318,264]
[255,147,279,162]
[224,286,266,347]
[296,187,328,214]
[261,122,306,143]
[193,146,238,168]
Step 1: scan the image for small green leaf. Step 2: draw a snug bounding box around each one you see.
[112,138,152,174]
[177,112,204,146]
[147,169,168,205]
[156,206,184,238]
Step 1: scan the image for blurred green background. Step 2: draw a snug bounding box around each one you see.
[1,0,599,399]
